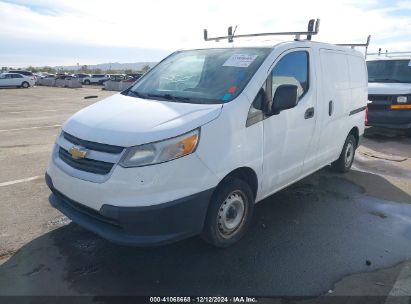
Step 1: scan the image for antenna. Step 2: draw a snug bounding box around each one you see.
[203,18,320,43]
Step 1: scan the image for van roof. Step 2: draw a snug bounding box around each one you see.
[179,40,365,57]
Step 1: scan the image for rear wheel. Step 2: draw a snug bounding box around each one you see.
[331,134,357,173]
[201,178,254,248]
[84,80,90,85]
[21,81,29,88]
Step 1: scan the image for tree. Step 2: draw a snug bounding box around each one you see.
[27,66,39,73]
[141,65,150,73]
[81,65,88,71]
[42,66,56,74]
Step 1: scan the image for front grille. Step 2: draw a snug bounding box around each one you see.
[59,147,114,175]
[367,103,390,110]
[368,94,395,103]
[53,188,120,227]
[63,132,124,154]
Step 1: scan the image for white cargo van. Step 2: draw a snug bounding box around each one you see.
[366,51,411,133]
[46,20,368,247]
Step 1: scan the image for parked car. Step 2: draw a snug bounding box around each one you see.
[0,73,35,88]
[55,74,73,80]
[8,70,36,82]
[123,75,142,84]
[46,24,367,248]
[108,74,126,81]
[366,52,411,133]
[8,70,34,77]
[126,73,143,78]
[82,74,109,85]
[42,74,56,79]
[73,73,90,80]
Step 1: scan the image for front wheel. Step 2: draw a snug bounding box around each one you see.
[21,81,30,88]
[331,134,357,173]
[201,178,254,248]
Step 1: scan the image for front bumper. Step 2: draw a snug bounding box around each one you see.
[46,173,214,246]
[367,109,411,129]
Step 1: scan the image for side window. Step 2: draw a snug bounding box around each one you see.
[246,88,266,127]
[272,51,309,100]
[12,74,23,78]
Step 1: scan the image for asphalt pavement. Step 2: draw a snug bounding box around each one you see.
[0,86,410,299]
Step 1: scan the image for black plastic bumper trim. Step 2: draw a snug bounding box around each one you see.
[45,173,214,246]
[349,106,366,116]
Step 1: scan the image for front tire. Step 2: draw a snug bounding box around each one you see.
[21,81,29,88]
[201,178,254,248]
[331,134,357,173]
[84,80,90,85]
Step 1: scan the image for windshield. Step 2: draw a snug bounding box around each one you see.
[367,60,411,83]
[125,48,272,104]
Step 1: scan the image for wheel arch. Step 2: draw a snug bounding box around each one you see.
[215,167,258,200]
[348,126,359,147]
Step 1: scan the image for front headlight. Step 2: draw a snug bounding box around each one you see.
[119,129,200,167]
[397,96,408,104]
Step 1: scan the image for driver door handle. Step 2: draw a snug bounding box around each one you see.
[305,107,315,119]
[329,100,334,116]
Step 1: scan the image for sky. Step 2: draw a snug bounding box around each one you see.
[0,0,410,68]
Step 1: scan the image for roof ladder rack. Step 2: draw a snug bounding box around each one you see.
[336,35,371,57]
[368,49,411,57]
[203,18,320,43]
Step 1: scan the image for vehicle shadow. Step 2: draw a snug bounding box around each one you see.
[1,168,411,297]
[364,126,410,139]
[362,127,411,159]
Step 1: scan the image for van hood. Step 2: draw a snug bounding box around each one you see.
[63,93,222,147]
[368,82,411,95]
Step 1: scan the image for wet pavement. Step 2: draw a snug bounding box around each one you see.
[1,168,411,296]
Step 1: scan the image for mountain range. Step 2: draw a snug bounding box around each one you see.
[59,62,158,71]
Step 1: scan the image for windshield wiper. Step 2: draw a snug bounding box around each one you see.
[147,93,191,103]
[127,90,147,98]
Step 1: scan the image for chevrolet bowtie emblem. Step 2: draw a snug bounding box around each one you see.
[69,146,88,159]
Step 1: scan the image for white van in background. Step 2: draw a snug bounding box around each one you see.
[366,52,411,133]
[45,20,368,247]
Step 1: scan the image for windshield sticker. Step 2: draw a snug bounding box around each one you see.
[222,93,232,101]
[228,86,237,93]
[223,54,258,68]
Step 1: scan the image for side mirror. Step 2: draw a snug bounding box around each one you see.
[266,84,299,115]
